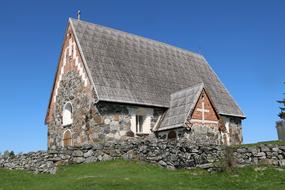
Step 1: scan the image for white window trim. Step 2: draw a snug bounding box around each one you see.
[136,115,145,133]
[129,107,153,136]
[62,102,73,126]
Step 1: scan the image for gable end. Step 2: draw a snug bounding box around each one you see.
[185,89,220,127]
[45,21,97,124]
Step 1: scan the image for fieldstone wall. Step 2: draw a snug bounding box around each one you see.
[90,102,164,142]
[48,71,95,149]
[2,139,285,174]
[48,71,165,150]
[183,124,222,145]
[0,151,56,174]
[156,125,222,145]
[233,144,285,166]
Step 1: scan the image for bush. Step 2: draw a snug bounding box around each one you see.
[277,82,285,120]
[3,150,16,159]
[10,151,15,158]
[214,146,236,172]
[223,146,235,170]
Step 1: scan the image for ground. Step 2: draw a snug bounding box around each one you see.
[1,160,285,190]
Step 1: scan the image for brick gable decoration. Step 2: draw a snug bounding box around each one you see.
[45,26,95,124]
[190,89,219,125]
[45,18,244,149]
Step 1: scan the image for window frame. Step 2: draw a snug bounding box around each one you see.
[62,102,73,127]
[135,115,145,133]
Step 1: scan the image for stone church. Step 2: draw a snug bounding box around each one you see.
[45,18,245,150]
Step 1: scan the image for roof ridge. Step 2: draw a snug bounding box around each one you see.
[69,17,204,60]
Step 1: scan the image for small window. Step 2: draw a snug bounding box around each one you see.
[168,131,177,140]
[62,102,73,126]
[136,115,144,133]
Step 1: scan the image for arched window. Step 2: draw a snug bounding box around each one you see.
[63,130,72,147]
[62,102,73,126]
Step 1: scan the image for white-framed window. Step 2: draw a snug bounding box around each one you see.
[62,102,73,126]
[136,115,145,133]
[129,107,153,135]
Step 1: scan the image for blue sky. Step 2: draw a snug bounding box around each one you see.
[0,0,284,153]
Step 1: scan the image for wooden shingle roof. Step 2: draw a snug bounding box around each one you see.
[157,83,204,131]
[69,18,245,118]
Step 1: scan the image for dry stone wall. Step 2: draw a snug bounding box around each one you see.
[0,151,56,174]
[2,139,285,174]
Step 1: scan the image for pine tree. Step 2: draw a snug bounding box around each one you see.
[277,82,285,120]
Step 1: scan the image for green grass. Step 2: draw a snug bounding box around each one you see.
[232,140,285,148]
[1,160,285,190]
